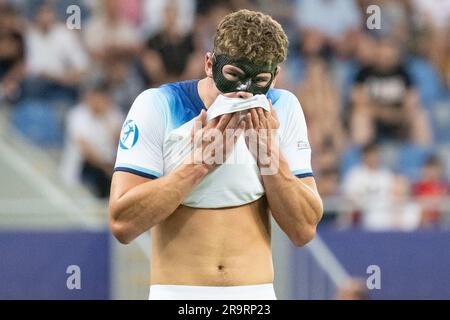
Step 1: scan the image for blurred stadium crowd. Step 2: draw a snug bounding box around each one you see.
[0,0,449,231]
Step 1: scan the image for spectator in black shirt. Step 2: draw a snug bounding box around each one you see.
[142,3,195,86]
[349,37,431,145]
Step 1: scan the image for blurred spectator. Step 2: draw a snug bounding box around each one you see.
[141,2,197,85]
[441,24,450,90]
[411,0,450,91]
[413,155,449,228]
[343,142,422,230]
[24,2,88,105]
[256,0,295,30]
[187,2,233,83]
[0,4,24,104]
[0,1,24,34]
[333,32,378,109]
[297,58,346,164]
[193,1,232,53]
[294,0,361,66]
[105,59,145,113]
[140,0,196,40]
[296,58,346,224]
[388,175,422,231]
[335,277,369,300]
[342,142,395,229]
[349,37,431,145]
[302,28,330,61]
[358,0,412,41]
[283,29,326,101]
[84,0,139,64]
[118,0,142,26]
[429,21,450,90]
[412,0,450,30]
[60,82,123,198]
[353,32,378,68]
[294,0,361,40]
[0,31,24,104]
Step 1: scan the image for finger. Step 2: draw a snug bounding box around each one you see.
[203,114,219,142]
[244,112,252,146]
[257,108,266,126]
[250,108,259,129]
[195,110,205,127]
[200,109,207,127]
[225,120,245,158]
[225,112,240,130]
[223,113,240,156]
[216,113,233,132]
[205,115,219,129]
[246,112,253,130]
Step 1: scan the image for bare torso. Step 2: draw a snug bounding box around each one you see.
[150,197,273,286]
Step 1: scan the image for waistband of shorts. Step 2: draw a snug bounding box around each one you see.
[149,283,276,300]
[150,283,273,293]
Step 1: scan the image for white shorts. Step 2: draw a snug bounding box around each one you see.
[148,283,277,300]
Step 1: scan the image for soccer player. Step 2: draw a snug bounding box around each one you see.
[109,9,323,300]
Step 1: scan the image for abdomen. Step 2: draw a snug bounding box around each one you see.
[150,197,273,286]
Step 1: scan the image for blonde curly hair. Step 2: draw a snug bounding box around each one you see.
[213,9,289,67]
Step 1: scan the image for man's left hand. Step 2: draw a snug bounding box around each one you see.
[243,100,280,173]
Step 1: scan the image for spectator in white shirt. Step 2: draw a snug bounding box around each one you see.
[343,142,421,231]
[413,0,450,30]
[343,142,394,229]
[294,0,361,39]
[24,2,88,104]
[60,82,123,198]
[139,0,196,40]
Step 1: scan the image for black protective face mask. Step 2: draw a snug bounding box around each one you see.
[212,53,277,95]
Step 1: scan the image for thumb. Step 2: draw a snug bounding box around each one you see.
[197,109,207,126]
[200,109,207,127]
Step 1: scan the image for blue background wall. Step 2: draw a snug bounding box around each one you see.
[314,229,450,299]
[0,230,110,299]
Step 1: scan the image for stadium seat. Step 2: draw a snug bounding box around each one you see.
[395,143,432,182]
[339,145,362,177]
[11,100,64,147]
[428,99,450,144]
[407,57,445,111]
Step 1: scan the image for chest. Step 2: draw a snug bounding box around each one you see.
[162,118,265,208]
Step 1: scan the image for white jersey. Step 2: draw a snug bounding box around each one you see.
[114,80,313,208]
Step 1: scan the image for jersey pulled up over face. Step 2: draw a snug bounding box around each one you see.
[114,80,313,209]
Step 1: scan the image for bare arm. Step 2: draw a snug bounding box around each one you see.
[244,106,323,246]
[109,163,208,244]
[262,155,323,246]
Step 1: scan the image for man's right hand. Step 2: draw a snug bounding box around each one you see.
[185,110,245,172]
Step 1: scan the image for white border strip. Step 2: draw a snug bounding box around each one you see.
[306,234,350,287]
